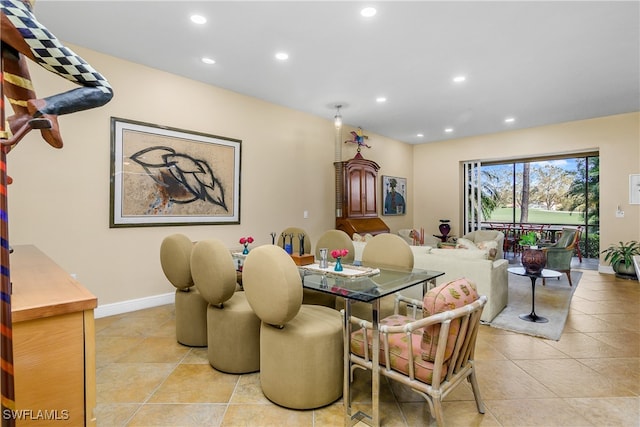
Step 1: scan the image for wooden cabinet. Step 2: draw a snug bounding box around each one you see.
[341,157,380,218]
[335,156,390,237]
[10,245,97,426]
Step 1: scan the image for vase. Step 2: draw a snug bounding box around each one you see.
[242,244,249,255]
[521,248,546,275]
[437,219,451,242]
[334,257,343,272]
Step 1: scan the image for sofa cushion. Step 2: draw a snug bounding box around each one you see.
[421,278,479,362]
[430,248,488,260]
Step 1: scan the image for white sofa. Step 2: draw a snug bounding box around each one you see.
[352,241,508,322]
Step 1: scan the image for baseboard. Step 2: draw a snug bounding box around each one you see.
[598,265,615,275]
[95,292,174,319]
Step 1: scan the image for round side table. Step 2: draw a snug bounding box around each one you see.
[507,267,562,323]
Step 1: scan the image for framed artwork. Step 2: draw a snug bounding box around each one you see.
[630,174,640,205]
[382,175,407,215]
[110,117,241,227]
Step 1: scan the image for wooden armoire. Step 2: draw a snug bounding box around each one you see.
[335,154,390,237]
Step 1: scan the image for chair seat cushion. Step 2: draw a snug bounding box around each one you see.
[421,278,479,362]
[350,315,446,384]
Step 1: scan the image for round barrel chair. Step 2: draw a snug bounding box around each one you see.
[190,238,260,373]
[242,244,343,409]
[277,226,312,255]
[337,233,414,321]
[303,229,356,308]
[159,233,208,347]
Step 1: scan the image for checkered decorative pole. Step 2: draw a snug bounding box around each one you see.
[0,53,16,427]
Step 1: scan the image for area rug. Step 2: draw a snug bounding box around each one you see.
[485,271,582,341]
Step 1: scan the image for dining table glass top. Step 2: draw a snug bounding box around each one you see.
[300,266,444,303]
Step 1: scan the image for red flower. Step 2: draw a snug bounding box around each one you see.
[239,236,254,245]
[331,249,349,259]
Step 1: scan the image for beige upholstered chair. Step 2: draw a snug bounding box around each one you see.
[277,226,312,255]
[190,239,260,373]
[348,278,487,426]
[461,230,505,260]
[338,233,415,321]
[160,233,208,347]
[314,229,355,263]
[302,229,355,308]
[242,245,343,409]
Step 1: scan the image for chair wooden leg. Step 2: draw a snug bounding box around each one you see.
[433,397,446,427]
[565,271,573,286]
[468,370,485,414]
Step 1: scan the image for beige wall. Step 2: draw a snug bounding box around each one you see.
[6,45,638,308]
[413,112,640,265]
[6,45,414,306]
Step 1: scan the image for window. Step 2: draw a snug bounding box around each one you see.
[465,154,599,258]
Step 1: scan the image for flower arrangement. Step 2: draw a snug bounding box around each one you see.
[239,236,254,254]
[331,249,349,259]
[331,249,349,272]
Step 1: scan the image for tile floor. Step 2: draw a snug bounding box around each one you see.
[95,268,639,426]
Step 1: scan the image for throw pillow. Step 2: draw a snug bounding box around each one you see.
[456,238,480,250]
[421,278,479,362]
[476,240,499,260]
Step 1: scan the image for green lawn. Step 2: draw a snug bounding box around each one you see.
[487,207,585,225]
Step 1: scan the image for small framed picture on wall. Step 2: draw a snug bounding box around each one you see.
[382,175,407,215]
[630,174,640,205]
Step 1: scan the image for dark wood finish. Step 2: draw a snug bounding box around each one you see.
[343,158,379,218]
[335,217,390,238]
[335,156,390,237]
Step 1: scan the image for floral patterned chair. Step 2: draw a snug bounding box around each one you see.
[347,278,487,426]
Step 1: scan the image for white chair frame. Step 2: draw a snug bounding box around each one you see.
[347,294,487,426]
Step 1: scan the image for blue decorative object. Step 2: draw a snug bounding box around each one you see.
[334,257,343,272]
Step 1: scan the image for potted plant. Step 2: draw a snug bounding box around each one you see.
[519,231,538,249]
[601,240,640,279]
[519,231,546,274]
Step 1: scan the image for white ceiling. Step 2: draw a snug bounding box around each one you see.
[34,1,639,144]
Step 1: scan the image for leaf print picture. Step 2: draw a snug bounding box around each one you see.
[110,118,241,227]
[130,146,228,213]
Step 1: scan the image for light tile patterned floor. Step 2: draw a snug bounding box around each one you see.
[95,268,639,426]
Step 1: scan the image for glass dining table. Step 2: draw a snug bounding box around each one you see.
[300,265,444,427]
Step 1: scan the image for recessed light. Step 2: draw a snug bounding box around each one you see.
[504,117,516,123]
[453,75,466,83]
[201,57,215,65]
[190,14,207,25]
[417,133,424,138]
[361,7,377,18]
[275,52,289,61]
[376,97,387,103]
[444,128,454,133]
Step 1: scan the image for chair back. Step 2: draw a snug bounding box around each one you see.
[190,239,237,305]
[160,233,194,290]
[315,230,355,263]
[431,296,486,387]
[362,233,413,269]
[243,245,303,326]
[556,228,578,248]
[277,226,312,254]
